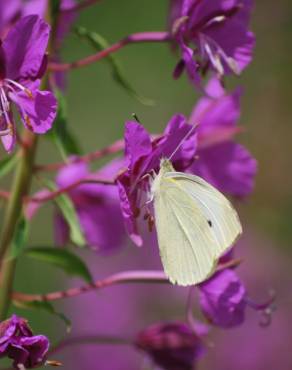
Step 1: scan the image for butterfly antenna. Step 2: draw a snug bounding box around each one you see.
[168,123,198,161]
[132,113,141,123]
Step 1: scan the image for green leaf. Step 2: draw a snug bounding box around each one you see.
[75,26,154,106]
[25,247,92,283]
[48,90,82,160]
[13,299,71,333]
[9,216,29,260]
[43,179,85,247]
[0,153,18,178]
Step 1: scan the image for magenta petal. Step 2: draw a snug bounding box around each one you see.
[207,20,255,73]
[22,0,48,17]
[1,131,15,153]
[24,189,52,220]
[0,117,16,153]
[55,159,126,252]
[191,142,257,197]
[190,85,242,136]
[159,113,198,168]
[199,269,247,328]
[3,15,50,80]
[0,0,20,36]
[19,335,49,368]
[143,114,197,173]
[10,88,57,134]
[117,175,143,247]
[56,160,88,187]
[180,43,201,87]
[124,121,152,170]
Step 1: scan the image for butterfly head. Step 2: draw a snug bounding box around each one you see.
[159,158,175,174]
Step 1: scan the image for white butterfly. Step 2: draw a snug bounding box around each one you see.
[151,158,242,286]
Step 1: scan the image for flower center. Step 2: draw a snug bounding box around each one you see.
[199,34,239,76]
[0,79,33,136]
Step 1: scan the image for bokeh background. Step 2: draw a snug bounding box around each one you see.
[1,0,292,369]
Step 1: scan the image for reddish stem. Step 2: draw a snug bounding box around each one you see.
[13,270,168,302]
[27,177,115,204]
[49,334,131,356]
[34,139,125,172]
[12,259,241,303]
[49,32,171,72]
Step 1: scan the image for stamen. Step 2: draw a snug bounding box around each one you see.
[205,15,226,28]
[0,128,12,136]
[45,360,63,367]
[24,115,33,131]
[200,34,239,75]
[0,88,10,112]
[203,41,224,76]
[5,79,33,99]
[245,290,276,327]
[0,89,13,137]
[172,16,189,36]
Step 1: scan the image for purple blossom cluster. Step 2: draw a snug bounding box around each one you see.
[169,0,255,86]
[0,1,276,370]
[0,315,49,369]
[0,15,57,152]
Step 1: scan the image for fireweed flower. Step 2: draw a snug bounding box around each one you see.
[190,77,257,197]
[198,252,276,328]
[0,15,57,152]
[0,315,49,369]
[135,321,207,370]
[117,114,198,246]
[54,159,126,252]
[169,0,255,85]
[0,0,75,115]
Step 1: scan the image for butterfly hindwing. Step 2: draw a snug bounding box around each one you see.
[152,159,242,286]
[164,172,242,258]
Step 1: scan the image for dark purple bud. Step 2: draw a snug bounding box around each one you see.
[135,321,206,370]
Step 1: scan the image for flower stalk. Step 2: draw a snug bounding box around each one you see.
[0,3,55,321]
[0,131,38,320]
[12,260,241,304]
[49,32,171,72]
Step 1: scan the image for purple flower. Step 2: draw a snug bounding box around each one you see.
[135,321,206,370]
[0,1,77,91]
[198,248,275,328]
[169,0,255,84]
[0,15,57,152]
[189,77,257,197]
[117,114,197,246]
[0,314,49,369]
[199,268,247,328]
[54,159,126,253]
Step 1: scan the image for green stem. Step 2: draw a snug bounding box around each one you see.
[0,132,38,320]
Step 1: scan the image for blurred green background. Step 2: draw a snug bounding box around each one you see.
[0,0,292,368]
